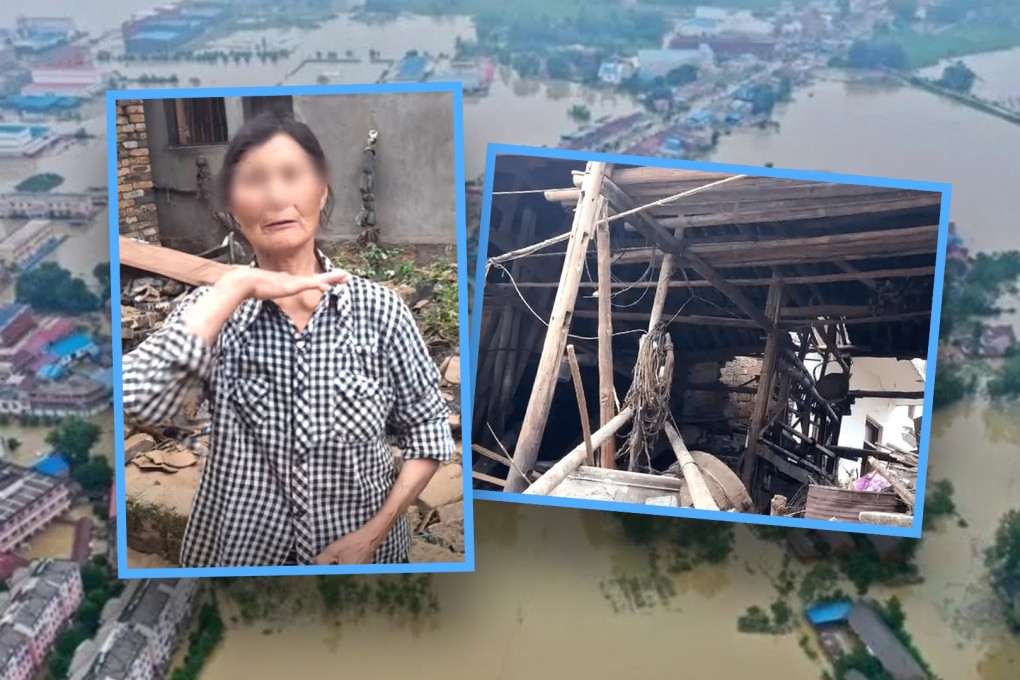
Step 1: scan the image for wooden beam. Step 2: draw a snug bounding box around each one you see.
[505,161,608,493]
[120,237,232,286]
[664,421,720,511]
[523,407,635,496]
[600,178,776,332]
[566,345,595,466]
[740,278,784,489]
[595,197,617,469]
[654,195,940,229]
[490,265,938,289]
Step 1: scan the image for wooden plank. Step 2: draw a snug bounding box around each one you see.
[472,471,507,488]
[654,194,940,228]
[523,407,635,496]
[120,236,232,286]
[505,161,607,493]
[804,485,902,523]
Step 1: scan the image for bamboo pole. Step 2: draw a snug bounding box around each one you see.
[487,230,570,266]
[505,161,608,493]
[595,197,617,469]
[523,407,634,496]
[663,421,720,511]
[566,345,595,466]
[740,277,784,490]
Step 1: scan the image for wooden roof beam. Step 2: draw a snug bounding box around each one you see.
[600,178,775,333]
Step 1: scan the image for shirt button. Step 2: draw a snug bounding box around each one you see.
[296,339,305,350]
[294,508,306,519]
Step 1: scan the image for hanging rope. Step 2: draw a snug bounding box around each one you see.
[356,129,380,248]
[619,328,675,472]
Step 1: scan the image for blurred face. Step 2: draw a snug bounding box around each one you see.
[228,132,328,258]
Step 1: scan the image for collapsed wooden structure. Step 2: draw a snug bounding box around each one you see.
[472,156,939,521]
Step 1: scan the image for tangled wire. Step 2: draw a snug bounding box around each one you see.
[619,328,675,472]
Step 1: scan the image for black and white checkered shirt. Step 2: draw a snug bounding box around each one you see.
[122,252,454,567]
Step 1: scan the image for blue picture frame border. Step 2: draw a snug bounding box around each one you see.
[106,81,476,578]
[469,142,952,540]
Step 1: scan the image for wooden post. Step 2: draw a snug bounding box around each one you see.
[523,407,634,496]
[663,421,719,511]
[505,161,608,493]
[740,278,784,491]
[595,197,617,469]
[566,345,595,466]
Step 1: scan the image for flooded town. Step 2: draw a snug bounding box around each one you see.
[1,0,1020,679]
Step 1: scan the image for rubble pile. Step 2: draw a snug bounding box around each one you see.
[120,274,194,352]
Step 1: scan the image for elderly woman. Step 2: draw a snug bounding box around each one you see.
[123,111,454,567]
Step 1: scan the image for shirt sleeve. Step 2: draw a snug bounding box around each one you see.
[385,301,455,463]
[121,285,216,427]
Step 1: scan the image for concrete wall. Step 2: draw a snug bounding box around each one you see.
[803,356,925,483]
[142,92,457,254]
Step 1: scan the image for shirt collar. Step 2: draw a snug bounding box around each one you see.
[233,248,350,331]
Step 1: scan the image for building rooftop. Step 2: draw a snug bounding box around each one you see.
[32,453,69,477]
[118,581,171,629]
[847,602,927,680]
[83,625,149,680]
[0,304,28,330]
[0,624,30,670]
[48,332,94,359]
[804,598,854,626]
[0,463,64,527]
[129,30,184,42]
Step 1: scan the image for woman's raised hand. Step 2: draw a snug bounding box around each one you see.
[223,267,349,301]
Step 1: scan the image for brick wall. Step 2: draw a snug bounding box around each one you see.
[115,99,159,243]
[720,356,763,421]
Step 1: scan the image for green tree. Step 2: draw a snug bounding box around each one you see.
[665,63,698,86]
[988,354,1020,399]
[938,61,977,93]
[92,261,111,301]
[6,437,20,452]
[986,509,1020,631]
[546,53,572,80]
[73,457,112,494]
[16,262,100,314]
[932,364,975,409]
[46,417,102,466]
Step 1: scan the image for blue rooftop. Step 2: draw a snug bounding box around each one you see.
[48,332,94,359]
[804,599,854,626]
[2,95,79,111]
[33,453,69,477]
[130,30,185,42]
[36,363,67,380]
[396,55,427,81]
